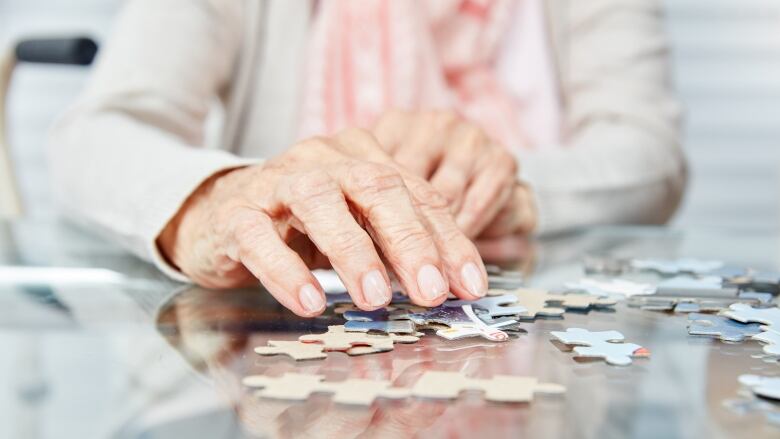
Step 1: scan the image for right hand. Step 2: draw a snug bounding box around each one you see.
[158,129,489,317]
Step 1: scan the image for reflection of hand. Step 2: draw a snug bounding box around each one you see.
[373,110,536,238]
[159,129,488,317]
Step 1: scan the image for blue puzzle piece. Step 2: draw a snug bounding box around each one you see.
[687,313,763,342]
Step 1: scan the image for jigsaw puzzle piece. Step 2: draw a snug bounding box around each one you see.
[550,328,649,366]
[410,371,564,403]
[243,373,409,405]
[753,330,780,356]
[299,325,418,352]
[687,313,762,342]
[254,341,328,360]
[444,294,527,317]
[739,375,780,400]
[723,304,780,330]
[656,276,738,297]
[434,305,514,342]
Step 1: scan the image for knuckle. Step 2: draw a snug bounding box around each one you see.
[288,170,340,203]
[408,179,450,210]
[346,163,405,195]
[328,230,373,258]
[387,224,434,255]
[289,137,336,157]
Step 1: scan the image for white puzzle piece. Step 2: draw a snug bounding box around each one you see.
[723,304,780,330]
[752,329,780,356]
[739,375,780,400]
[410,371,564,403]
[243,373,410,405]
[551,328,650,366]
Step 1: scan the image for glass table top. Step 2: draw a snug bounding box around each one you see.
[1,219,779,439]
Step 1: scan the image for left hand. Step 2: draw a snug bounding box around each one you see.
[373,109,536,238]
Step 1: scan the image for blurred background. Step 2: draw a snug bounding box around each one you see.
[1,0,779,228]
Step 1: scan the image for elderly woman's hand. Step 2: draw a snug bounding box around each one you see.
[158,129,488,317]
[373,110,536,238]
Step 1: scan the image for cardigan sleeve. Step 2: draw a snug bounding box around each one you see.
[523,0,687,234]
[47,0,259,280]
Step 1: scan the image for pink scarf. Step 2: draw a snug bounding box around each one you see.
[298,0,530,150]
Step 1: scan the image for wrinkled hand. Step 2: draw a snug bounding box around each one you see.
[373,109,536,238]
[158,129,488,317]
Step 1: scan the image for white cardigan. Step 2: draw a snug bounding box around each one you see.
[49,0,686,279]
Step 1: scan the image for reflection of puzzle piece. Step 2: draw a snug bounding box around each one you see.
[410,371,564,403]
[739,375,780,400]
[299,325,419,352]
[344,319,417,334]
[444,294,526,317]
[753,330,780,356]
[551,328,649,366]
[243,373,409,405]
[254,341,327,360]
[564,278,656,298]
[631,258,724,275]
[687,313,762,342]
[724,304,780,330]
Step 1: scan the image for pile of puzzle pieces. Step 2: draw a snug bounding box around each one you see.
[253,283,624,363]
[244,257,780,413]
[580,257,777,313]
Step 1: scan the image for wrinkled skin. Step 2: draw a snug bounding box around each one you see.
[159,128,491,317]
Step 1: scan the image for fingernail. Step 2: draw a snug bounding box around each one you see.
[461,262,486,297]
[299,284,325,314]
[362,270,391,307]
[417,264,448,300]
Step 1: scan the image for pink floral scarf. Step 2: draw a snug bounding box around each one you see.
[298,0,529,149]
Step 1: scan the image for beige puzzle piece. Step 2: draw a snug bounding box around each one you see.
[243,372,410,405]
[254,340,327,360]
[243,371,564,405]
[299,325,420,352]
[411,371,565,403]
[489,288,615,319]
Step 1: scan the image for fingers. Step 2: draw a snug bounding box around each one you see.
[455,147,518,237]
[374,110,454,178]
[479,182,538,239]
[225,208,327,317]
[334,130,450,306]
[428,122,484,213]
[403,176,489,300]
[275,169,394,310]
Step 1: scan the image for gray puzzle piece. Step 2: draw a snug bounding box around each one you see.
[326,291,410,307]
[687,313,763,342]
[444,294,526,318]
[344,320,416,334]
[656,276,738,298]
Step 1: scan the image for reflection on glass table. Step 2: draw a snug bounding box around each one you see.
[0,220,779,438]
